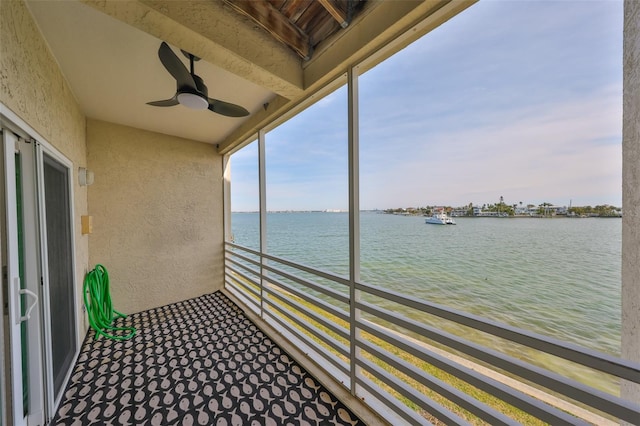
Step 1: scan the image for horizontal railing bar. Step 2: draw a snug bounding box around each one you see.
[227,242,349,304]
[225,256,261,277]
[358,339,517,426]
[225,277,260,305]
[262,306,350,377]
[357,281,640,383]
[265,284,350,341]
[225,267,260,294]
[260,251,351,287]
[356,374,432,426]
[225,275,260,301]
[262,262,349,304]
[357,356,472,426]
[225,284,260,313]
[263,275,350,323]
[225,249,261,269]
[225,270,260,294]
[263,296,350,359]
[358,320,588,425]
[358,301,640,423]
[227,242,350,287]
[226,241,261,257]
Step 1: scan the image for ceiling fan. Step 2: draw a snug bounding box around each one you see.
[147,42,250,117]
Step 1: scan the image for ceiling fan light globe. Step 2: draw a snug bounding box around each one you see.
[177,92,208,110]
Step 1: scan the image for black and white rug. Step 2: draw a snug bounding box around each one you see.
[52,292,364,425]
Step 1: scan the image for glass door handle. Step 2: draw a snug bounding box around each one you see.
[19,287,38,322]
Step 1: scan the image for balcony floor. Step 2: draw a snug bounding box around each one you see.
[52,291,364,425]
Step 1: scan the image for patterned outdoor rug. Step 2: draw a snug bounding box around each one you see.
[52,291,364,425]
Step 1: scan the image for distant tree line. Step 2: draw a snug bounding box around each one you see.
[384,201,621,217]
[384,207,433,215]
[567,205,622,217]
[482,202,515,216]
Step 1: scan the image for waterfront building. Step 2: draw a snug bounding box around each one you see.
[451,208,469,217]
[1,1,638,425]
[514,205,529,215]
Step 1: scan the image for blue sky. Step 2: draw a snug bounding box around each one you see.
[231,0,623,212]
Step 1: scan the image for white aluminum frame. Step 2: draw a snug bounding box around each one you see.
[3,128,27,426]
[258,129,267,318]
[347,66,361,396]
[224,97,640,421]
[17,137,46,426]
[220,42,640,425]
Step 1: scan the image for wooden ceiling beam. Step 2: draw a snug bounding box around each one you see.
[223,0,311,60]
[318,0,348,28]
[281,0,313,22]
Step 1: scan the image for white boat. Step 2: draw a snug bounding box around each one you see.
[425,210,456,225]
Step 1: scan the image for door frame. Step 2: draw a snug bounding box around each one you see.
[36,140,80,419]
[1,103,81,424]
[16,134,47,426]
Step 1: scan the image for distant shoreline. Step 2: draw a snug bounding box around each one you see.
[231,210,623,218]
[390,213,623,219]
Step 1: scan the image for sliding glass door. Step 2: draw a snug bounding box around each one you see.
[2,123,77,424]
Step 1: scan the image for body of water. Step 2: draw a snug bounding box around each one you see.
[231,212,621,388]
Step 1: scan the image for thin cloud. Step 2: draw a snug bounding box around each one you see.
[361,83,621,208]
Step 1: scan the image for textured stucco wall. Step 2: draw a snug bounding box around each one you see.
[622,0,640,409]
[87,119,224,314]
[0,0,89,334]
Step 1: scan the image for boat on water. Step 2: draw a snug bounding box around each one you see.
[425,210,456,225]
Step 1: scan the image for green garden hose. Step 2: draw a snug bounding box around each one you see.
[83,264,136,340]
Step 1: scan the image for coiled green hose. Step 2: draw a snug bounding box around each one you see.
[83,264,136,340]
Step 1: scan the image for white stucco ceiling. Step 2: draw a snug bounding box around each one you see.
[26,0,276,145]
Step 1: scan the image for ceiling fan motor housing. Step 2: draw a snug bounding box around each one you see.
[177,74,209,110]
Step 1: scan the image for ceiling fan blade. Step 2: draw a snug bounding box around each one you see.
[158,42,196,89]
[147,97,179,107]
[208,98,250,117]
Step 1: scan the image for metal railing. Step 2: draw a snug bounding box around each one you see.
[224,241,640,425]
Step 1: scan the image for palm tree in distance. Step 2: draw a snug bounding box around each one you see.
[538,202,552,217]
